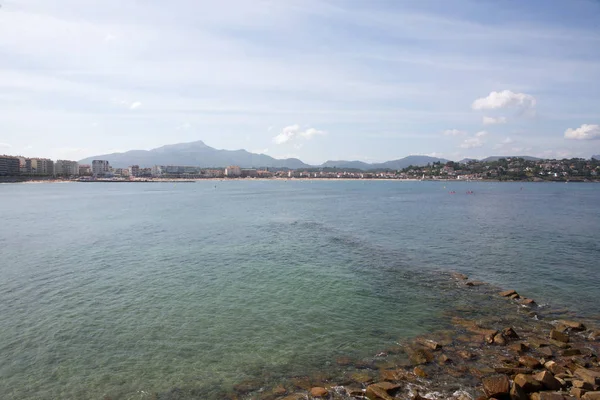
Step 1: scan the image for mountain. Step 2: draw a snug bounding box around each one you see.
[593,155,600,160]
[320,160,373,170]
[459,158,478,164]
[79,141,310,169]
[481,155,541,162]
[320,155,448,170]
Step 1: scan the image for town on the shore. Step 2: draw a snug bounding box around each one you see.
[1,154,599,182]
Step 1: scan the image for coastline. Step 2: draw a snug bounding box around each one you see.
[2,177,599,184]
[202,273,600,400]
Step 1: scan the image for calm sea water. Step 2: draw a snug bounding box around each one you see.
[1,181,599,399]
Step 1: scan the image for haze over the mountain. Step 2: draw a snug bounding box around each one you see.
[79,141,310,169]
[593,155,600,160]
[80,141,450,170]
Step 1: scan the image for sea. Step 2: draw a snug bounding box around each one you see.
[0,180,599,399]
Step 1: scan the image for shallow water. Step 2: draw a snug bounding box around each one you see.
[0,181,598,399]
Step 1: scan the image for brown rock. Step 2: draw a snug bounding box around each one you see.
[416,337,441,350]
[537,347,554,358]
[482,374,510,398]
[500,289,518,297]
[589,330,600,341]
[510,293,521,299]
[345,387,365,397]
[510,382,528,400]
[564,349,584,357]
[438,354,452,364]
[493,333,507,346]
[575,368,600,385]
[573,380,596,390]
[503,327,520,339]
[545,361,567,375]
[458,350,476,360]
[551,330,570,343]
[510,343,530,353]
[410,348,434,365]
[559,320,587,332]
[452,272,469,280]
[350,372,374,384]
[519,355,542,369]
[572,388,589,399]
[271,385,287,396]
[514,374,544,393]
[534,370,562,390]
[550,339,571,349]
[521,298,536,305]
[310,387,329,398]
[365,382,400,400]
[582,393,600,400]
[413,367,427,378]
[530,393,566,400]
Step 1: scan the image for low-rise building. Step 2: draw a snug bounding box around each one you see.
[0,155,20,176]
[129,165,140,177]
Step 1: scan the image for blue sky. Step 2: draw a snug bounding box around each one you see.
[1,0,599,163]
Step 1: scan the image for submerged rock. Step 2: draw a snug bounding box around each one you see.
[309,387,328,398]
[550,330,570,343]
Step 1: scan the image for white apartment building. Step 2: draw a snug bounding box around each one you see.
[54,160,79,176]
[92,160,111,177]
[224,165,241,177]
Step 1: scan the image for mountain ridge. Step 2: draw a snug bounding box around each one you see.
[79,140,450,170]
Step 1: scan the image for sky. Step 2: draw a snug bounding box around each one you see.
[1,0,599,164]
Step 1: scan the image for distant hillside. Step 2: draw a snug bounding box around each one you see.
[593,155,600,160]
[320,160,373,170]
[481,155,541,162]
[321,155,448,170]
[80,141,310,169]
[459,158,478,164]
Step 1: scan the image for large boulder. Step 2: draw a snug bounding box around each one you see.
[582,393,600,400]
[514,374,544,393]
[534,370,562,391]
[481,374,510,398]
[575,368,600,385]
[558,320,587,331]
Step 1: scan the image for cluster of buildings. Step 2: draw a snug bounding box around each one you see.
[3,154,599,182]
[0,155,83,177]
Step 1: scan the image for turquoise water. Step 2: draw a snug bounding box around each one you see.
[0,181,599,399]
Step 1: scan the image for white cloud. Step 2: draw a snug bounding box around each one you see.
[501,137,514,144]
[273,124,326,144]
[130,101,142,110]
[0,142,12,149]
[442,129,467,136]
[483,116,507,125]
[475,130,488,137]
[472,90,536,110]
[459,137,484,149]
[564,124,600,140]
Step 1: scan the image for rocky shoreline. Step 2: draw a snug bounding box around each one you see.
[145,273,599,400]
[193,273,599,400]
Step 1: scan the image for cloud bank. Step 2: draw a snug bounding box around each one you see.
[472,90,536,110]
[273,125,326,144]
[564,124,600,140]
